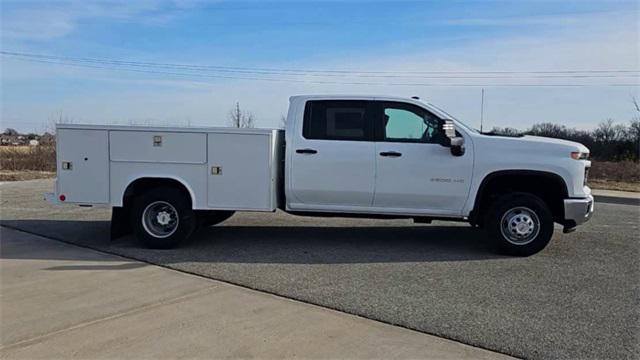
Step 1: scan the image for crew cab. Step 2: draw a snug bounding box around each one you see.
[46,95,594,256]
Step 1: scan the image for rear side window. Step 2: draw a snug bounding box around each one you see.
[303,100,371,141]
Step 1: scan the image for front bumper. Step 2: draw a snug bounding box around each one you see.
[563,195,594,228]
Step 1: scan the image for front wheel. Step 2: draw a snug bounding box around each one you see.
[131,187,196,249]
[485,192,554,256]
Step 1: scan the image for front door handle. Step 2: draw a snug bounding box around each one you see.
[379,151,402,157]
[296,148,318,154]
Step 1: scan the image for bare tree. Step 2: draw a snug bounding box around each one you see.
[628,117,640,156]
[280,115,287,128]
[488,126,521,137]
[593,119,625,143]
[528,123,568,138]
[242,112,255,128]
[228,102,255,128]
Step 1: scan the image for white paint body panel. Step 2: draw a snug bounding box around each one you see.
[288,139,375,207]
[207,132,275,210]
[52,95,591,222]
[373,141,473,215]
[55,124,282,212]
[56,129,110,204]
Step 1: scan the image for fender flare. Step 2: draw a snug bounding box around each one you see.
[469,170,568,224]
[121,176,197,208]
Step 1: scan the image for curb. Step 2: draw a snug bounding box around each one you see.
[593,195,640,206]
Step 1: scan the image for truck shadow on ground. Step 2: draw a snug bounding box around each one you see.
[1,219,506,264]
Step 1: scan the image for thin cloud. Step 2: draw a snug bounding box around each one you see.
[0,0,205,40]
[442,15,579,27]
[440,10,633,28]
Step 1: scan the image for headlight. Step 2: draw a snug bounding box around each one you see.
[570,151,589,160]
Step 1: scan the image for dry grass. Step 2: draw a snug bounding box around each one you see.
[587,179,640,192]
[587,161,639,192]
[0,146,56,172]
[1,145,32,153]
[589,160,640,182]
[0,170,55,181]
[589,161,640,186]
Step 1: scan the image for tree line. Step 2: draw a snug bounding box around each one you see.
[488,118,640,161]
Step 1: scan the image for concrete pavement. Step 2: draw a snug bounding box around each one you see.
[0,227,513,359]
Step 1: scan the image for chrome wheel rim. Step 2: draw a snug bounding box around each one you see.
[142,201,179,238]
[500,206,540,245]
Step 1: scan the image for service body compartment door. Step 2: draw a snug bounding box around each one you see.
[110,131,206,164]
[207,133,274,210]
[57,129,109,203]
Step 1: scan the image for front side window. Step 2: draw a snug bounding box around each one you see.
[382,102,441,143]
[303,100,371,141]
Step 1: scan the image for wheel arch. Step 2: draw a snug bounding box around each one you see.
[121,176,196,209]
[469,170,569,225]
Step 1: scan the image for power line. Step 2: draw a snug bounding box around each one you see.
[2,51,638,87]
[3,51,638,76]
[0,51,640,79]
[20,58,639,87]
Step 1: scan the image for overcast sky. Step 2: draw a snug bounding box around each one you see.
[1,0,639,133]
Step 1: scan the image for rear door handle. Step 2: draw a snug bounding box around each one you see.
[379,151,402,157]
[296,148,318,154]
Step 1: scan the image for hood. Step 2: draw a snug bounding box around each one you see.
[476,133,590,154]
[519,135,590,152]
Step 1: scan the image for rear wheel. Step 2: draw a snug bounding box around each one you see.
[131,187,196,249]
[485,192,554,256]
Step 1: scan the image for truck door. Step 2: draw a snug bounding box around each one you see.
[372,101,473,214]
[288,100,376,208]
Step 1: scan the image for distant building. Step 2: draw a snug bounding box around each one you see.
[0,135,22,146]
[0,132,55,146]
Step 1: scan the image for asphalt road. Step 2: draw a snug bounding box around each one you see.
[1,179,639,360]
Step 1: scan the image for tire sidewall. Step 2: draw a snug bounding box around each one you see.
[487,193,554,256]
[132,187,196,249]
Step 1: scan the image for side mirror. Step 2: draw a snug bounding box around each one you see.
[449,136,465,156]
[441,120,465,156]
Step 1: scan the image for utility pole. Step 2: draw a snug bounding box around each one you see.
[235,102,241,128]
[480,88,485,133]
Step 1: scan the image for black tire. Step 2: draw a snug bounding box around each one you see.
[485,192,554,256]
[198,210,235,227]
[131,187,197,249]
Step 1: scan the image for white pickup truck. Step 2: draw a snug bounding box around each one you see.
[46,95,594,256]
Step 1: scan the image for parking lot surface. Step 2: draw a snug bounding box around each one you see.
[2,179,639,359]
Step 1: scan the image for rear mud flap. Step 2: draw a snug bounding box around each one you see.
[110,207,132,240]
